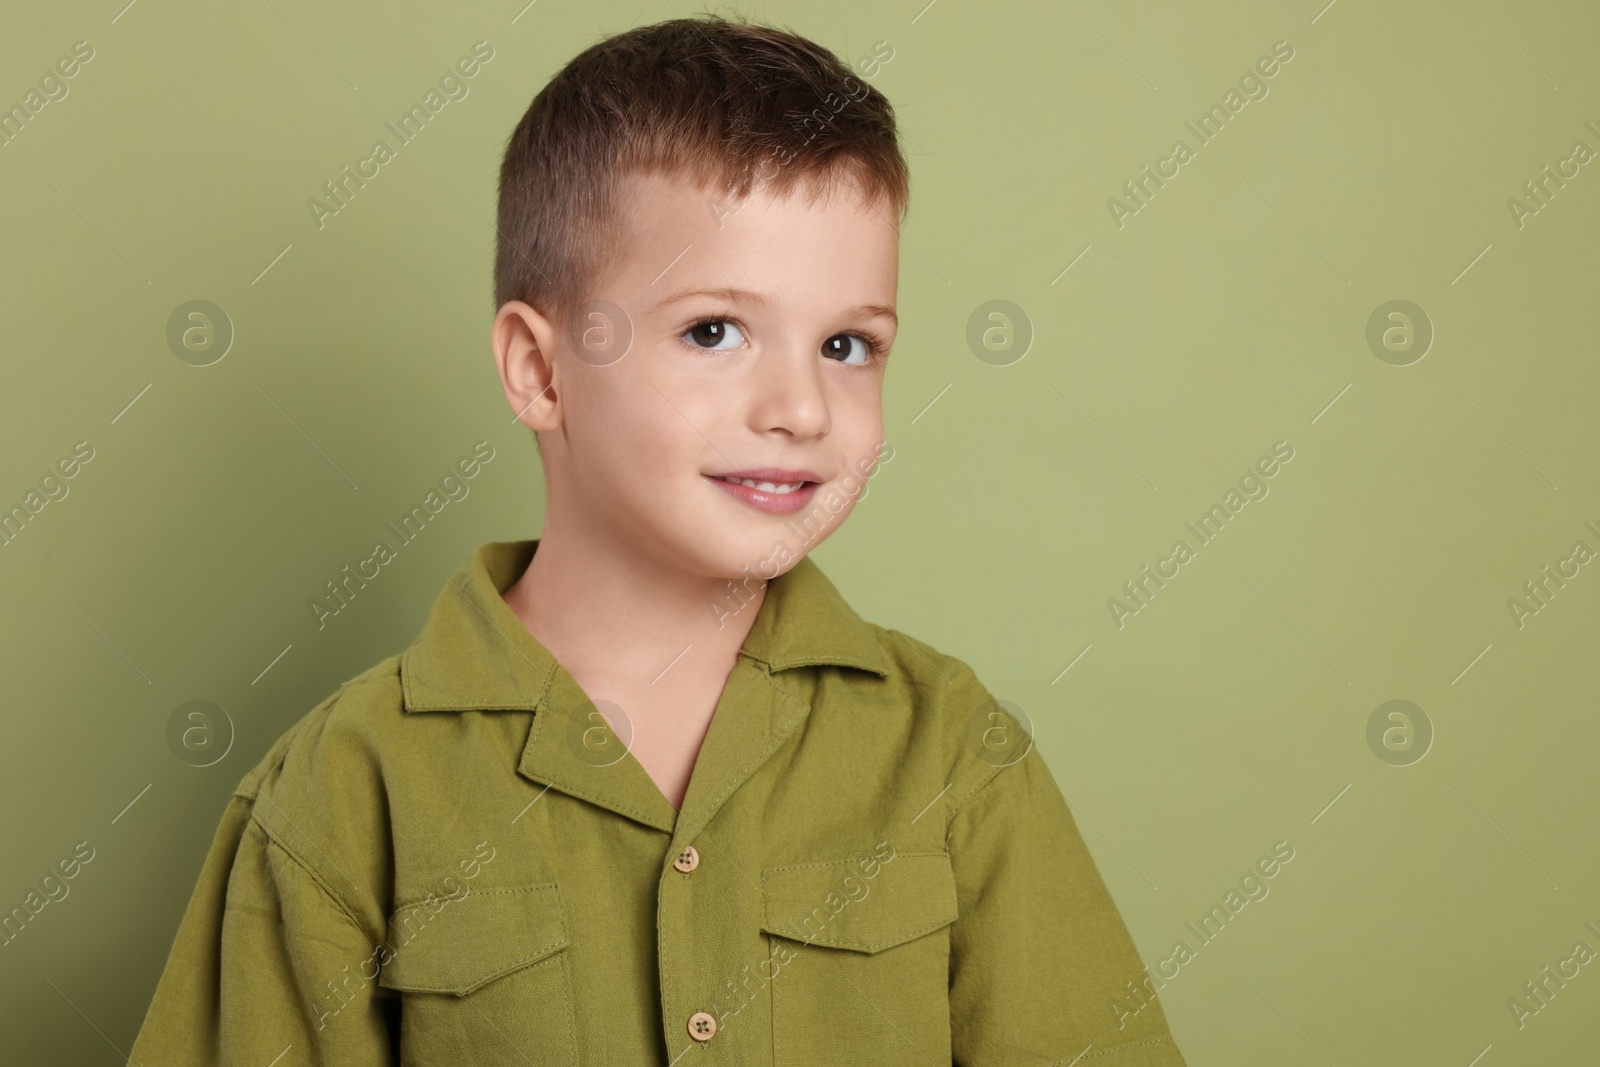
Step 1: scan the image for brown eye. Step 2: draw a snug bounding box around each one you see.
[683,321,744,350]
[822,334,871,365]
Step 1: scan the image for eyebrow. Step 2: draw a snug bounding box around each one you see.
[652,286,897,328]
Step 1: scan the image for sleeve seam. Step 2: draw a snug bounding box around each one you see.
[938,661,1031,832]
[251,811,381,946]
[943,752,1015,834]
[1050,1036,1180,1065]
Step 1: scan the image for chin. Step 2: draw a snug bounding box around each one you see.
[691,526,801,583]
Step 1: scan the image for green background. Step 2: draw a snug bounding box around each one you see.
[3,0,1597,1062]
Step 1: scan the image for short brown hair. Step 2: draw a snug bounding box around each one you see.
[494,14,910,324]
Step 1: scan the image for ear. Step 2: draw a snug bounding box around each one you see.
[492,300,562,432]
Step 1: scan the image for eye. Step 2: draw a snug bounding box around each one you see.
[822,333,878,366]
[682,319,746,350]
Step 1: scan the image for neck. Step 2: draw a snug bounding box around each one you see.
[501,515,766,687]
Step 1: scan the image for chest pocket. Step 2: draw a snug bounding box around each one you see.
[378,883,576,1067]
[758,851,958,1066]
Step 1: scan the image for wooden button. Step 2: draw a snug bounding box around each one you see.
[672,845,700,873]
[687,1011,718,1042]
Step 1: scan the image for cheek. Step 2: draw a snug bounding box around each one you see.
[832,381,885,466]
[571,365,705,485]
[565,374,644,478]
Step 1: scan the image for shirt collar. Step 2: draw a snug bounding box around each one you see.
[401,539,889,713]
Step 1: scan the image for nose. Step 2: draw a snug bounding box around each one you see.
[748,338,831,440]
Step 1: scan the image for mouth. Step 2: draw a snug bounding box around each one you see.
[705,469,824,515]
[711,475,810,494]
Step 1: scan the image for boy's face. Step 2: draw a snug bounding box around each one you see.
[495,168,899,582]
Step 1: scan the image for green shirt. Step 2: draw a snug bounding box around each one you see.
[130,539,1187,1066]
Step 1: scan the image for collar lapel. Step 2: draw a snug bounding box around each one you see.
[400,541,891,838]
[400,540,551,713]
[738,553,892,678]
[516,667,681,835]
[402,540,678,833]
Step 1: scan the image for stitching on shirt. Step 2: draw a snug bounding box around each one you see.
[761,853,956,951]
[557,942,578,1063]
[656,892,670,1056]
[252,781,375,916]
[415,701,547,712]
[760,654,891,677]
[240,700,380,945]
[521,643,558,713]
[765,934,780,1063]
[388,939,570,994]
[386,881,570,993]
[254,822,380,946]
[760,850,946,874]
[764,912,956,953]
[388,881,561,913]
[525,708,668,827]
[516,774,659,827]
[1059,1037,1177,1063]
[945,765,1006,824]
[868,641,1017,834]
[943,746,1012,832]
[402,626,555,712]
[445,883,562,898]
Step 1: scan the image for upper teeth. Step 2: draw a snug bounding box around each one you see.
[721,477,803,493]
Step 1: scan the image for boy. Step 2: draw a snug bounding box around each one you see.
[131,15,1187,1066]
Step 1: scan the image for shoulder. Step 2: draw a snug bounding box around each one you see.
[861,624,1033,817]
[869,625,984,698]
[233,653,405,804]
[227,654,408,926]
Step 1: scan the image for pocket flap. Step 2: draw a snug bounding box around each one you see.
[759,851,958,954]
[378,883,568,995]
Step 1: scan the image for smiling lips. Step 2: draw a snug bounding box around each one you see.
[707,467,823,515]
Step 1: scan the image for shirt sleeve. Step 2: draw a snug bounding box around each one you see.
[128,793,397,1067]
[946,743,1188,1067]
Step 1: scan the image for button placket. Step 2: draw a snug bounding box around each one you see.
[656,665,803,1060]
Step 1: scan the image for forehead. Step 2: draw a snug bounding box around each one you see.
[601,167,899,305]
